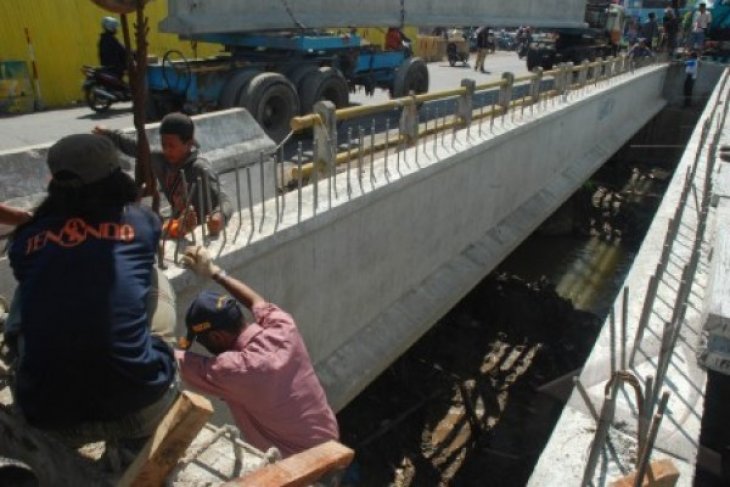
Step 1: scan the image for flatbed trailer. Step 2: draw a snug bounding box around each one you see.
[146,32,428,142]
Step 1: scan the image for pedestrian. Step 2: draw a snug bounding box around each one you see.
[692,3,712,53]
[95,112,232,238]
[684,51,699,107]
[98,16,128,80]
[475,26,490,73]
[663,1,679,53]
[642,12,660,49]
[628,39,655,61]
[7,134,178,448]
[176,245,339,457]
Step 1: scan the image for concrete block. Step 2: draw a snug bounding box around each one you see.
[0,108,276,207]
[610,459,680,487]
[712,161,730,207]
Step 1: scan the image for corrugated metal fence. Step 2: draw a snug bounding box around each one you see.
[0,0,217,109]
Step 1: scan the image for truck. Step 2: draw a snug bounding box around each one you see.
[525,0,626,71]
[146,0,590,141]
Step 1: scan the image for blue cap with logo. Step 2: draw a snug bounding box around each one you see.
[180,290,243,349]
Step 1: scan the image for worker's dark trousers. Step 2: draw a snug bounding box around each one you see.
[684,74,695,107]
[698,369,730,485]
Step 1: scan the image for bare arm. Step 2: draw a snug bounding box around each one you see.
[181,246,266,310]
[0,203,32,226]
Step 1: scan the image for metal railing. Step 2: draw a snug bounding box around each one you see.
[159,54,666,266]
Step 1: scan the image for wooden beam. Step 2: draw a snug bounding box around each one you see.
[610,459,680,487]
[117,391,213,487]
[222,440,354,487]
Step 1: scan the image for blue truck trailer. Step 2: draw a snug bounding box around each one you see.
[146,32,428,142]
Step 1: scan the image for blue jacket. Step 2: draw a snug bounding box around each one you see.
[9,204,175,428]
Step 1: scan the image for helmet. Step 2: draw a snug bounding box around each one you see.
[102,16,119,33]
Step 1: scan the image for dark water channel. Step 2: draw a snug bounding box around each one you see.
[337,105,702,486]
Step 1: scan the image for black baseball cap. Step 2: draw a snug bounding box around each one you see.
[47,134,121,186]
[180,290,244,349]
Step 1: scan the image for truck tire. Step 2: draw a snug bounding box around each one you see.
[219,68,261,108]
[284,64,322,114]
[299,67,350,115]
[392,57,429,98]
[240,72,300,143]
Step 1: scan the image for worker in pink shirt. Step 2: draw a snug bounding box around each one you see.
[176,246,339,457]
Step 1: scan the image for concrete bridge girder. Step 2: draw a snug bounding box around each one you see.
[0,65,675,419]
[168,66,669,413]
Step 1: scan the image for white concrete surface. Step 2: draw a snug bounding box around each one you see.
[157,64,669,413]
[529,68,730,487]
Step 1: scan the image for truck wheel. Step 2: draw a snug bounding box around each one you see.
[299,67,349,115]
[526,49,540,71]
[240,72,300,143]
[284,64,322,114]
[392,57,429,98]
[219,68,260,108]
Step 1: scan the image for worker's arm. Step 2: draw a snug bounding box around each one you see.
[181,246,266,310]
[193,160,233,234]
[0,203,32,226]
[93,126,138,157]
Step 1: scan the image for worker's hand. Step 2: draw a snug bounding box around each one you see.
[92,125,110,136]
[207,211,224,236]
[181,245,221,279]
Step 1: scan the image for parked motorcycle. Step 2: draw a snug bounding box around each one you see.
[81,65,131,113]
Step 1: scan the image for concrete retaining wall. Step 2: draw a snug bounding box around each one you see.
[164,66,668,412]
[0,67,668,415]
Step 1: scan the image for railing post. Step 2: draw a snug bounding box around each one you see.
[558,62,573,98]
[458,78,476,127]
[605,57,614,80]
[399,97,419,145]
[530,67,543,104]
[499,72,514,115]
[579,60,590,87]
[313,100,337,175]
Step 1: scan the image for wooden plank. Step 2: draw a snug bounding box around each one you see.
[222,440,354,487]
[610,459,680,487]
[117,391,213,487]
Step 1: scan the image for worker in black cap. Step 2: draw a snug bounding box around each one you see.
[7,133,178,447]
[95,112,232,237]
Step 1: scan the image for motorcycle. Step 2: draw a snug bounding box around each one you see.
[447,42,469,67]
[81,65,131,113]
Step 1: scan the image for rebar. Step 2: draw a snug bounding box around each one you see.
[233,157,243,241]
[313,138,320,214]
[622,286,629,370]
[357,127,364,192]
[574,376,599,422]
[633,392,670,487]
[258,153,266,232]
[245,167,254,242]
[197,176,207,244]
[297,143,303,223]
[347,127,353,198]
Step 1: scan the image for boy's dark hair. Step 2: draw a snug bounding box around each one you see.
[159,112,195,142]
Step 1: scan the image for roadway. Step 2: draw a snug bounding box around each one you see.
[0,51,528,151]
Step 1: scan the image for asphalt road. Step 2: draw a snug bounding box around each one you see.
[0,51,529,151]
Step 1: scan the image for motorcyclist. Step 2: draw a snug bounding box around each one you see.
[98,16,128,79]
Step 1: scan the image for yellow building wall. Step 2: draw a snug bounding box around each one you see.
[0,0,219,109]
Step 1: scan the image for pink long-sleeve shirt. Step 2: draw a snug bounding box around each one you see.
[174,302,339,457]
